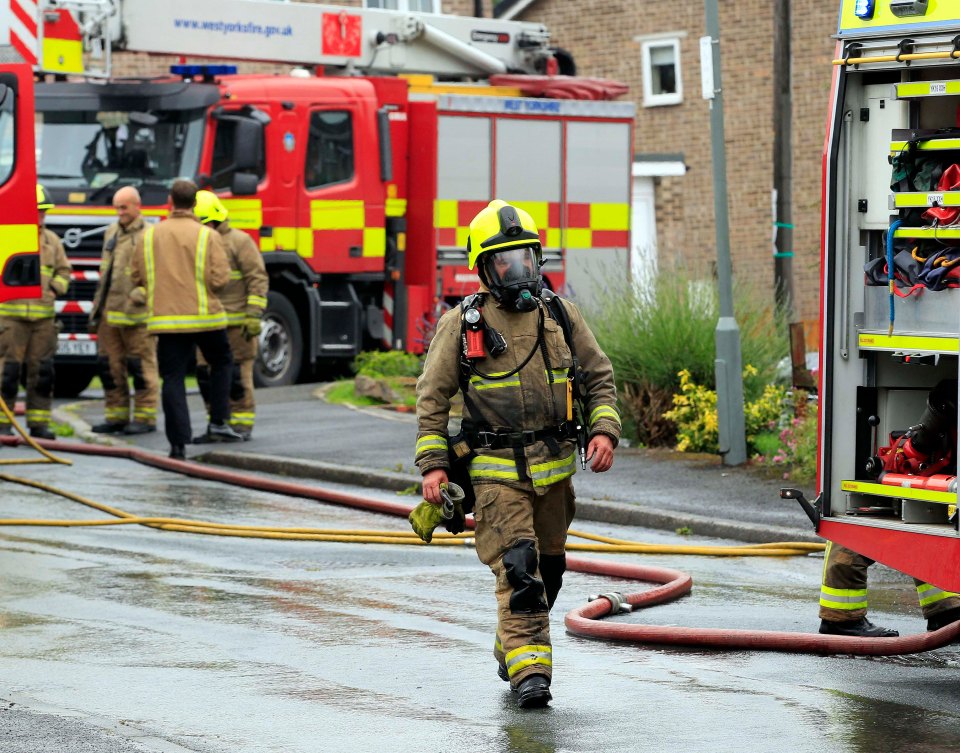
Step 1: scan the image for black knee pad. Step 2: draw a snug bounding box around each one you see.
[35,358,54,398]
[127,357,145,391]
[1,359,20,399]
[539,553,567,609]
[195,364,211,403]
[97,356,116,391]
[503,539,548,614]
[229,363,245,401]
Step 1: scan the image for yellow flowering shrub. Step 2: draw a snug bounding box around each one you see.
[663,368,787,454]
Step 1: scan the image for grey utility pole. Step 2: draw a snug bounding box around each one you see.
[701,0,747,465]
[772,0,795,316]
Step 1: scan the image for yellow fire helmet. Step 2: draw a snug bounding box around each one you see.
[194,190,228,225]
[36,184,54,211]
[466,200,541,270]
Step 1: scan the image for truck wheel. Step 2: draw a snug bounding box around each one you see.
[54,364,97,398]
[254,292,303,388]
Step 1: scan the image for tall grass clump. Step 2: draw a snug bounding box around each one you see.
[583,263,788,446]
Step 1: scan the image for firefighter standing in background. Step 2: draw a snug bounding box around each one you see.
[192,191,268,440]
[0,185,72,439]
[414,200,620,709]
[130,179,243,460]
[89,186,159,435]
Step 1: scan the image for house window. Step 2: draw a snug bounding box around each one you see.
[642,39,682,107]
[365,0,441,12]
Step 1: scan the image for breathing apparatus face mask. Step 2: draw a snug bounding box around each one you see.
[482,246,543,312]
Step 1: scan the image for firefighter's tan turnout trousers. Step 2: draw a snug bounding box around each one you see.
[0,317,57,431]
[475,478,576,688]
[97,322,159,427]
[819,542,960,622]
[197,326,257,435]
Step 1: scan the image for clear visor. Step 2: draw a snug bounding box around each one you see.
[483,246,540,289]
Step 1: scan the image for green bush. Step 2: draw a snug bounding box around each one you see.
[584,264,789,446]
[352,350,423,378]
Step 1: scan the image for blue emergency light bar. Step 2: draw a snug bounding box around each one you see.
[170,64,238,78]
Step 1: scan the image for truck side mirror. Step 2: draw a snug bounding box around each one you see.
[231,171,259,196]
[232,118,263,171]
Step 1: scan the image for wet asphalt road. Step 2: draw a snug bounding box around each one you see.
[0,447,958,752]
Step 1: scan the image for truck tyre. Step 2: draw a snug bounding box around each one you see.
[254,291,303,388]
[54,364,97,398]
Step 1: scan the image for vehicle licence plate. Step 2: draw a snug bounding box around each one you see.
[56,339,97,357]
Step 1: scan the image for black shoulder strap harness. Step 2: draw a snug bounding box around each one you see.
[453,291,588,480]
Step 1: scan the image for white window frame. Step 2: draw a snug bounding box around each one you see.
[641,38,683,108]
[364,0,441,12]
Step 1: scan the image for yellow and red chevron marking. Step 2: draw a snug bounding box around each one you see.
[8,0,38,66]
[433,200,628,249]
[0,223,38,280]
[260,200,386,260]
[41,7,82,74]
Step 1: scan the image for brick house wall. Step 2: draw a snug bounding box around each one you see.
[106,0,834,324]
[506,0,836,325]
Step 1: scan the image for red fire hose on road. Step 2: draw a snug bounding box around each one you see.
[3,433,959,656]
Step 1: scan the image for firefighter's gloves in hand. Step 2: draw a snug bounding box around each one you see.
[242,316,262,340]
[129,286,148,306]
[409,482,466,542]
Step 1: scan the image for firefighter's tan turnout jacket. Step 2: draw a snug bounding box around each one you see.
[415,291,620,493]
[0,227,71,320]
[131,210,229,335]
[92,216,148,327]
[215,220,269,325]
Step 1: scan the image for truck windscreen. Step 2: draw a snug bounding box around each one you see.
[36,108,204,195]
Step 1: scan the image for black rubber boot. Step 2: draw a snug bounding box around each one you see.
[819,617,899,637]
[169,445,186,460]
[124,422,156,435]
[91,422,126,434]
[927,606,960,632]
[497,664,509,683]
[30,426,55,440]
[516,675,552,709]
[206,423,244,443]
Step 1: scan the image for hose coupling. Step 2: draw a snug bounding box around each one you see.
[588,591,633,614]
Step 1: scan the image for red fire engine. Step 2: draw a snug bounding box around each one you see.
[21,0,634,395]
[0,61,40,306]
[789,0,960,592]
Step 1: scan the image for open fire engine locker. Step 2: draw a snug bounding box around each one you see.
[801,1,960,592]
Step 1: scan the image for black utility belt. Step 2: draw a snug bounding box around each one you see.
[465,423,576,450]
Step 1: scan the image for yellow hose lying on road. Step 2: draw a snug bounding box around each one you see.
[0,394,823,555]
[0,472,823,556]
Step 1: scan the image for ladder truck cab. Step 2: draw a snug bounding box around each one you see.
[0,62,40,307]
[803,0,960,593]
[31,0,634,396]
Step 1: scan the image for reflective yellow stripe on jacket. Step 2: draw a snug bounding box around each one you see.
[468,451,576,487]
